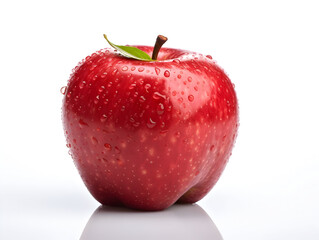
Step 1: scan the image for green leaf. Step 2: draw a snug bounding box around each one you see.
[103,34,152,61]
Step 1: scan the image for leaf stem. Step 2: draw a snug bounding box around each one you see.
[152,35,168,60]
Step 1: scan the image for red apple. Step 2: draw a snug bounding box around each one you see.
[62,35,239,210]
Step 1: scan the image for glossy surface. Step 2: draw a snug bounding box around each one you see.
[62,47,238,210]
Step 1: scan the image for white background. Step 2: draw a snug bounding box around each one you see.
[1,0,318,239]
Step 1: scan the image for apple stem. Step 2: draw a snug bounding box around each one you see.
[152,35,168,60]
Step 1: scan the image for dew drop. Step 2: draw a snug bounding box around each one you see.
[131,67,136,71]
[173,59,181,64]
[104,143,112,151]
[112,69,118,75]
[147,118,157,129]
[90,65,97,71]
[133,121,140,127]
[94,95,100,104]
[79,81,86,89]
[60,86,67,95]
[178,97,183,104]
[98,86,105,93]
[138,67,145,72]
[153,92,166,100]
[155,67,161,75]
[122,66,128,71]
[79,119,89,128]
[160,129,168,135]
[91,137,98,145]
[172,91,177,96]
[144,83,151,92]
[188,76,192,82]
[100,114,108,122]
[101,72,107,78]
[194,86,199,91]
[164,70,170,77]
[177,74,182,79]
[129,83,136,90]
[206,55,213,59]
[139,96,146,103]
[188,95,194,102]
[115,146,121,154]
[157,103,165,115]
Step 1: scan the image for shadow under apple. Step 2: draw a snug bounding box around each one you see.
[80,204,223,240]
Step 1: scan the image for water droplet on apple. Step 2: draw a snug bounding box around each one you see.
[100,114,107,122]
[79,81,86,89]
[104,143,112,151]
[101,72,107,78]
[138,67,145,72]
[79,119,88,128]
[133,121,140,127]
[178,97,183,104]
[157,103,165,115]
[194,86,199,91]
[131,67,136,71]
[129,83,136,89]
[122,66,128,71]
[164,70,170,77]
[90,65,97,71]
[160,129,168,135]
[115,146,121,154]
[91,137,98,145]
[147,118,157,129]
[144,83,151,92]
[177,74,182,79]
[188,95,194,102]
[112,69,118,75]
[139,96,146,103]
[155,67,161,75]
[206,55,213,59]
[188,77,192,82]
[172,91,177,96]
[98,86,105,93]
[153,92,166,100]
[94,95,100,104]
[232,83,236,88]
[60,86,67,95]
[173,59,181,64]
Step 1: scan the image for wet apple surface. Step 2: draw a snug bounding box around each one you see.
[62,45,238,210]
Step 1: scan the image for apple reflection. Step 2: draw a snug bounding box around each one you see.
[80,204,223,240]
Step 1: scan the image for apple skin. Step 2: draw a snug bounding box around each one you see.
[62,46,239,210]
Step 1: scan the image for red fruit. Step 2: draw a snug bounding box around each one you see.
[62,36,239,210]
